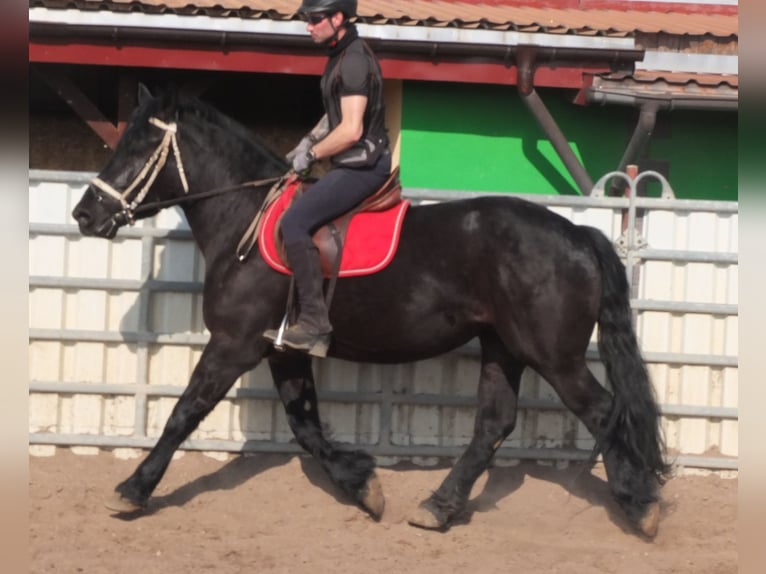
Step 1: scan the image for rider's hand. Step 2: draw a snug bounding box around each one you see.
[292,148,316,175]
[286,136,313,163]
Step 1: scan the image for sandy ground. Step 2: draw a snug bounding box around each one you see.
[29,449,736,574]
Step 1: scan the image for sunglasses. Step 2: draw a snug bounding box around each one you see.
[305,13,331,25]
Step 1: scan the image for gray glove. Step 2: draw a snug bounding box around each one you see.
[286,136,313,163]
[292,148,315,174]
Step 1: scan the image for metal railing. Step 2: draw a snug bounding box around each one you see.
[28,170,739,471]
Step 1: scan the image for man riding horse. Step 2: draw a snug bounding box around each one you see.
[263,0,391,357]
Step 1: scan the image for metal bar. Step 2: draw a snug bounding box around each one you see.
[402,188,739,214]
[29,276,204,293]
[29,328,210,345]
[610,104,658,195]
[672,455,738,471]
[30,169,97,183]
[638,249,738,265]
[640,352,738,368]
[29,328,738,367]
[626,166,639,293]
[632,300,738,316]
[519,87,595,195]
[33,235,736,271]
[30,169,738,214]
[133,230,155,440]
[29,277,738,316]
[29,381,739,421]
[378,367,394,450]
[29,328,738,368]
[29,223,193,240]
[27,434,738,471]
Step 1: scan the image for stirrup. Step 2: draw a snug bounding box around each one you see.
[263,313,289,351]
[264,313,331,358]
[281,333,331,358]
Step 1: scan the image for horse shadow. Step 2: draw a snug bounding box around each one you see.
[461,460,634,534]
[297,454,633,535]
[111,446,634,536]
[111,451,292,520]
[118,210,199,340]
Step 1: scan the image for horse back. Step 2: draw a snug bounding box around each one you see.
[396,195,598,272]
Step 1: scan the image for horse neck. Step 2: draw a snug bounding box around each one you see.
[181,179,270,262]
[172,118,283,260]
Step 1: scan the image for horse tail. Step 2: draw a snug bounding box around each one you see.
[582,226,671,484]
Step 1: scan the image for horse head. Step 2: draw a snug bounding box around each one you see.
[72,84,187,238]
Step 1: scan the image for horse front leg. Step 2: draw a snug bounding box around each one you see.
[105,338,264,512]
[268,352,384,519]
[409,331,523,530]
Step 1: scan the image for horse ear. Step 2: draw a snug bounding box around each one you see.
[138,83,153,105]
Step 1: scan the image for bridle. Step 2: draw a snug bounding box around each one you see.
[90,117,189,226]
[89,116,284,234]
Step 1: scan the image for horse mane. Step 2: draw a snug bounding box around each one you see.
[115,89,287,183]
[172,94,289,178]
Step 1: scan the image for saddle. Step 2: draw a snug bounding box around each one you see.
[273,166,404,276]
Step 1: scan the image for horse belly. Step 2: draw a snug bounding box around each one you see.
[327,267,487,364]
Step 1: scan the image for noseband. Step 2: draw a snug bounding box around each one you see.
[90,117,189,226]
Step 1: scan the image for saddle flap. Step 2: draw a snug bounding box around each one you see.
[275,167,403,273]
[258,169,409,278]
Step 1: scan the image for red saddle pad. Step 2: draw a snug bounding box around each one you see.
[258,182,410,277]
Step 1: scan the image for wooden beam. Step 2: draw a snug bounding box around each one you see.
[30,42,607,89]
[36,68,121,149]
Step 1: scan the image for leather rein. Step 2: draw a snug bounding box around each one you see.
[90,115,283,231]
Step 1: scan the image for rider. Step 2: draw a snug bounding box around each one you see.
[264,0,391,357]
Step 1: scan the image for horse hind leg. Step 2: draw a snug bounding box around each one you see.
[268,352,384,519]
[538,361,662,538]
[409,330,523,530]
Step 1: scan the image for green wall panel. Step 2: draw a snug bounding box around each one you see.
[648,110,738,201]
[399,81,737,201]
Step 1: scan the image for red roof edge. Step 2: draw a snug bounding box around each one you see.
[581,1,737,15]
[455,1,737,16]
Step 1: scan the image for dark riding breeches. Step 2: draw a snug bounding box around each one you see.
[279,152,392,245]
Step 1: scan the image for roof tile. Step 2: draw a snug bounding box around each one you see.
[29,0,738,38]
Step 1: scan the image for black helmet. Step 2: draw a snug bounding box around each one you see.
[298,0,357,17]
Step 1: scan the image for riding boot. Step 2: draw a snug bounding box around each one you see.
[263,239,333,357]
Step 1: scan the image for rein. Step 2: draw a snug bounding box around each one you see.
[131,176,282,216]
[89,114,283,231]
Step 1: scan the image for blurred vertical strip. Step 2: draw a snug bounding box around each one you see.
[0,1,31,573]
[737,1,765,573]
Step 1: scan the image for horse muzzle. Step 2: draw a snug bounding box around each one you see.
[72,205,123,239]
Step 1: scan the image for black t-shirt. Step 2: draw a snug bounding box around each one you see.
[320,26,389,167]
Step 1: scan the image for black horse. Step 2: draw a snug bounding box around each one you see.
[72,86,669,537]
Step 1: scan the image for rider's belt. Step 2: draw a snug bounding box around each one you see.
[332,135,388,168]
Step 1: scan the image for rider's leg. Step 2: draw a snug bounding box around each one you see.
[264,154,391,356]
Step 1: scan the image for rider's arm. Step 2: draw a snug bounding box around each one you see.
[307,115,330,144]
[310,94,367,161]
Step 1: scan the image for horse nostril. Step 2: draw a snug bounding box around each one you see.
[72,206,91,226]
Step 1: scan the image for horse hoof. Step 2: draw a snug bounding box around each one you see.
[638,501,660,538]
[360,473,385,520]
[104,492,143,514]
[407,504,445,530]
